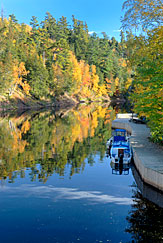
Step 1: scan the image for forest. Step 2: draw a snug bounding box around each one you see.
[0,0,162,143]
[0,13,131,103]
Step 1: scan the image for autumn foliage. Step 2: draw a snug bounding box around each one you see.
[0,14,131,102]
[0,105,115,182]
[122,0,163,143]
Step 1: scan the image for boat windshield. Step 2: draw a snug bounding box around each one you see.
[114,130,126,137]
[114,136,126,142]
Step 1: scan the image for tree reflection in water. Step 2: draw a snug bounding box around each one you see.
[0,104,115,183]
[126,187,163,242]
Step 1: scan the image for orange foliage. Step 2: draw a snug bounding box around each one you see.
[115,77,119,88]
[91,65,99,92]
[12,61,30,94]
[68,51,108,98]
[70,52,82,86]
[21,120,31,134]
[125,77,132,89]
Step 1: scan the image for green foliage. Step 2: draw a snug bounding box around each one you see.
[0,12,131,100]
[26,56,49,98]
[122,0,163,143]
[0,105,114,182]
[122,0,163,31]
[70,16,89,61]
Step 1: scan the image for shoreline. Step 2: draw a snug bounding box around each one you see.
[112,115,163,192]
[0,93,110,113]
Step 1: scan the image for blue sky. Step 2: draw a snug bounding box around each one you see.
[1,0,124,40]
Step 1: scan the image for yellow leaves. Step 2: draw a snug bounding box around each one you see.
[68,52,108,99]
[80,62,91,87]
[0,104,114,180]
[69,52,82,86]
[115,77,119,88]
[105,78,112,90]
[91,65,96,75]
[122,60,127,67]
[125,77,132,90]
[119,58,127,67]
[21,120,31,134]
[0,17,9,27]
[52,49,110,99]
[13,61,29,84]
[10,123,28,154]
[11,60,30,94]
[53,53,57,61]
[91,65,99,92]
[25,24,32,33]
[22,81,31,95]
[50,105,109,152]
[99,84,107,96]
[3,31,8,36]
[29,48,38,57]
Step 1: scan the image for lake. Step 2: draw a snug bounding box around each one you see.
[0,104,162,243]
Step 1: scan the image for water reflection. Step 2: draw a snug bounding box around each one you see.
[0,104,115,183]
[1,105,163,242]
[126,186,163,242]
[132,165,163,208]
[126,166,163,242]
[0,184,133,205]
[110,162,131,176]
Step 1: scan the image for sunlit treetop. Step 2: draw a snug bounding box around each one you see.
[122,0,163,32]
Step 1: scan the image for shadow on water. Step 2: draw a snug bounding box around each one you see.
[126,191,163,242]
[124,165,163,243]
[132,165,163,208]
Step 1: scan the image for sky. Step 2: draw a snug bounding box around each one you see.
[1,0,124,40]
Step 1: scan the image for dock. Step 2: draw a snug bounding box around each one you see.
[112,114,163,192]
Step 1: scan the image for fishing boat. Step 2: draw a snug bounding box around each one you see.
[106,129,133,164]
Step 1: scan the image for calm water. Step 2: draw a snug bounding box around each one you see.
[0,104,163,243]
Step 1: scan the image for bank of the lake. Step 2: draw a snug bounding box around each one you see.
[0,91,110,112]
[112,115,163,192]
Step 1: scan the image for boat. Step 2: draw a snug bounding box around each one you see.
[106,129,133,164]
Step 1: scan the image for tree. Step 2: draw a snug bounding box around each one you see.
[56,16,70,41]
[42,12,57,41]
[70,16,89,61]
[9,60,29,95]
[122,0,163,31]
[1,12,128,102]
[122,0,163,143]
[26,55,49,99]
